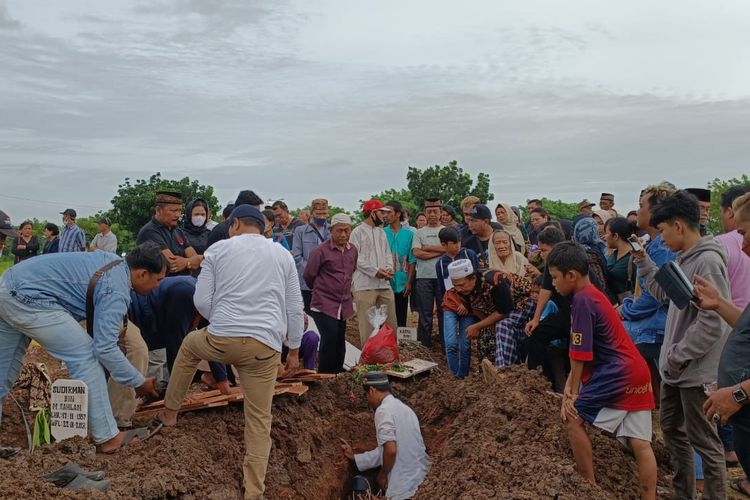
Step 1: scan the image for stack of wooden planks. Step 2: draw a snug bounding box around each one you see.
[134,370,336,418]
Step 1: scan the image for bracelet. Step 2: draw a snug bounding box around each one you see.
[187,260,192,271]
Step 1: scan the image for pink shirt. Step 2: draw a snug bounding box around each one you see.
[716,230,750,309]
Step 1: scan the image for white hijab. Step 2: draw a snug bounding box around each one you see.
[488,230,529,275]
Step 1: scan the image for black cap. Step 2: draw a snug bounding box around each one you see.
[60,208,77,218]
[228,205,266,229]
[469,204,492,221]
[686,188,711,203]
[155,191,182,205]
[0,210,15,237]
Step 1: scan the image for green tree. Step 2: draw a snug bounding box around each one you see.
[707,174,750,235]
[361,188,418,217]
[522,197,579,221]
[406,161,493,210]
[109,173,220,235]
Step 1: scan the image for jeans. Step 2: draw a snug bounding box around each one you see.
[414,278,443,348]
[443,311,473,379]
[0,283,119,444]
[311,311,347,374]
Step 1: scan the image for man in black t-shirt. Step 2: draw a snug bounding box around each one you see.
[462,204,495,271]
[136,191,202,276]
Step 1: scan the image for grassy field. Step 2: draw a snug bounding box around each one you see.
[0,259,11,276]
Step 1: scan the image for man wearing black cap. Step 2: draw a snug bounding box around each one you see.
[154,204,303,499]
[463,204,495,271]
[686,188,712,236]
[341,371,429,499]
[90,217,118,253]
[137,192,202,276]
[0,210,16,257]
[59,208,86,253]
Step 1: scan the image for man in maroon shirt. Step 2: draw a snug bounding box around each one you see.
[303,213,358,373]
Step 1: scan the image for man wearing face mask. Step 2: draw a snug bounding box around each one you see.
[293,198,331,313]
[59,208,86,253]
[349,200,398,346]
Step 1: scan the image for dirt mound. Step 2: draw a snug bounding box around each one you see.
[1,348,672,499]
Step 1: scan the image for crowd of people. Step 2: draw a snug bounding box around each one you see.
[0,181,749,499]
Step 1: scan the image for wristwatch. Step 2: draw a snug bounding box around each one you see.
[732,385,748,404]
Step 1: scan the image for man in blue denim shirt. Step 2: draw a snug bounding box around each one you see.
[293,198,331,312]
[616,183,676,405]
[0,242,165,452]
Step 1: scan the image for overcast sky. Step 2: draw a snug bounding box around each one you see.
[1,0,749,222]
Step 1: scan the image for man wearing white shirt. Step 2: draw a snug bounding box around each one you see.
[342,372,429,499]
[156,205,303,500]
[350,199,398,345]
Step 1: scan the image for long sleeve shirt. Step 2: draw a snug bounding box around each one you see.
[11,236,40,264]
[194,233,304,350]
[59,223,86,252]
[354,395,430,500]
[292,223,330,291]
[349,223,393,291]
[90,231,118,253]
[303,239,357,320]
[1,252,143,387]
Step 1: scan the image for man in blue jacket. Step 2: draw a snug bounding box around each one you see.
[0,242,165,453]
[616,183,677,405]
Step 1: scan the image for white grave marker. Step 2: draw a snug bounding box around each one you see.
[50,379,88,441]
[396,327,417,342]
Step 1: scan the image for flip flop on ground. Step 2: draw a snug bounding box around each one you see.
[97,426,156,454]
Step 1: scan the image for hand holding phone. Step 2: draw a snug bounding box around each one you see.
[628,235,646,260]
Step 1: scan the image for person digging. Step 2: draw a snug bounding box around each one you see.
[341,371,429,500]
[0,240,164,454]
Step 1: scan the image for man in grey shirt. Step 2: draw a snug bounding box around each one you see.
[411,198,445,348]
[90,217,118,253]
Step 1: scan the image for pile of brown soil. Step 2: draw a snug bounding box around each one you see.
[1,344,672,499]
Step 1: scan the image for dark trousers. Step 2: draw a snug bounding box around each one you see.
[526,308,570,387]
[394,290,409,327]
[302,290,313,314]
[414,278,443,348]
[733,407,750,482]
[661,383,726,499]
[311,311,346,374]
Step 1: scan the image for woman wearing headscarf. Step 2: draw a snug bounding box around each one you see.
[487,230,538,367]
[495,203,526,253]
[592,209,613,240]
[572,217,611,300]
[183,199,211,256]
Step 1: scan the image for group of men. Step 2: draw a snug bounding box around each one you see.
[1,179,750,499]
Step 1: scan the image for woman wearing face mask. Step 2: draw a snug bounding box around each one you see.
[183,199,211,256]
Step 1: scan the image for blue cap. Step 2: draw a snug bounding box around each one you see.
[228,205,266,229]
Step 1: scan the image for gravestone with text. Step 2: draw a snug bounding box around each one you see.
[50,379,88,441]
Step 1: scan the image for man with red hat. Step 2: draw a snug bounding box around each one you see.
[350,200,398,346]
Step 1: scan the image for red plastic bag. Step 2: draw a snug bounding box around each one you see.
[359,323,400,365]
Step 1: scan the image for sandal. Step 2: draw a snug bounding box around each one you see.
[730,479,750,498]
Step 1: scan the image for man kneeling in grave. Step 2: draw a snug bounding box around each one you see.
[0,242,163,453]
[341,371,430,499]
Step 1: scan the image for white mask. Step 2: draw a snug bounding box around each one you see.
[191,215,206,227]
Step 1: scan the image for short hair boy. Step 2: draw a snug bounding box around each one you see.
[547,241,656,498]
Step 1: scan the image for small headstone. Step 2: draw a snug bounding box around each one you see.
[50,379,88,442]
[396,327,417,342]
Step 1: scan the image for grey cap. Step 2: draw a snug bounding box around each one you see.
[362,371,390,389]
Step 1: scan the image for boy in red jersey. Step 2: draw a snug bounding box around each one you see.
[547,241,656,500]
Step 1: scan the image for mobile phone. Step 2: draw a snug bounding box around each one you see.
[529,244,539,253]
[628,238,642,253]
